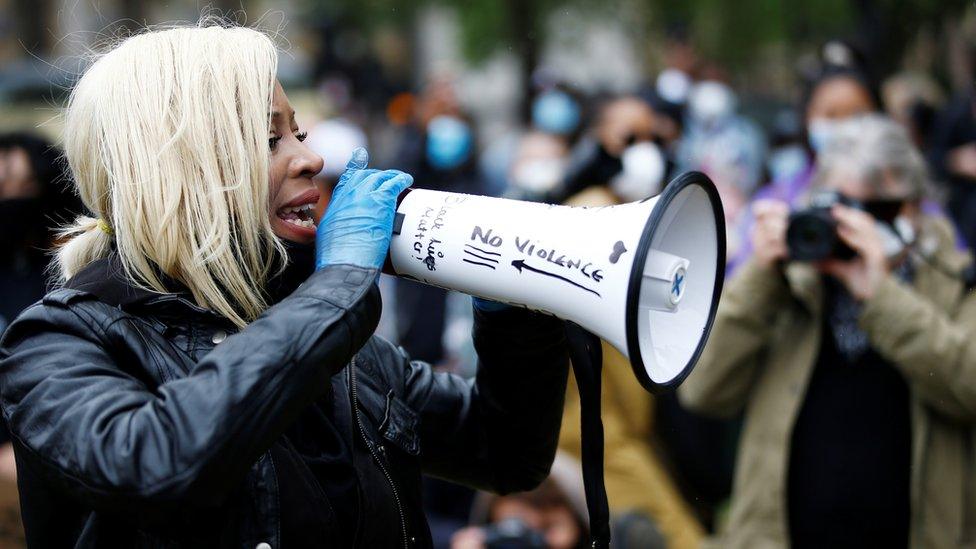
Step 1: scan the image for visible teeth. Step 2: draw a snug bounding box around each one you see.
[284,217,315,229]
[283,203,314,214]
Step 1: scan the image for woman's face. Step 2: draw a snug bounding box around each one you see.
[268,81,325,245]
[806,76,875,123]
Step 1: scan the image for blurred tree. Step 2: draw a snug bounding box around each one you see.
[302,0,974,109]
[646,0,971,87]
[299,0,619,120]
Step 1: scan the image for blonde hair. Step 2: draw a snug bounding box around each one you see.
[58,22,285,327]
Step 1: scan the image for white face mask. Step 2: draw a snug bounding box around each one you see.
[511,158,566,193]
[610,142,666,202]
[688,81,736,124]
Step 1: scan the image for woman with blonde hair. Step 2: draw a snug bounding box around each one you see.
[0,22,569,548]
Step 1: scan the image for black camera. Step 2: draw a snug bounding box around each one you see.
[786,191,862,261]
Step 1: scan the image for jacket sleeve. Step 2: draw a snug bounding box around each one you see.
[0,265,380,524]
[678,259,790,418]
[859,274,976,422]
[403,306,570,494]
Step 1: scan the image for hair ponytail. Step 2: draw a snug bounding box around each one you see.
[55,215,114,280]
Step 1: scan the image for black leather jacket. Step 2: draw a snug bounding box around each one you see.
[0,257,569,548]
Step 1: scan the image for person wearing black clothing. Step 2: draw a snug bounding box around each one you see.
[788,276,912,548]
[0,24,570,548]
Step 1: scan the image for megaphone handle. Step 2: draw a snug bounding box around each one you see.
[565,323,611,548]
[382,188,414,276]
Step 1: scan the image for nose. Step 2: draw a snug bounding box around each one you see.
[292,144,325,180]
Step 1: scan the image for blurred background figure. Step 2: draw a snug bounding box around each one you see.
[451,454,590,549]
[678,79,766,230]
[0,132,80,546]
[451,453,668,549]
[507,131,571,201]
[928,89,976,255]
[306,118,369,218]
[0,133,78,332]
[551,95,670,206]
[392,74,483,367]
[682,115,976,549]
[882,71,944,149]
[729,61,881,273]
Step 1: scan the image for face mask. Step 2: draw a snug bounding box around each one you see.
[512,158,566,193]
[865,198,914,259]
[807,118,839,154]
[862,198,906,225]
[688,81,736,125]
[426,115,473,170]
[532,90,581,136]
[767,144,808,182]
[610,142,666,202]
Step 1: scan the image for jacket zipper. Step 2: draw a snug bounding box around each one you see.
[348,356,409,549]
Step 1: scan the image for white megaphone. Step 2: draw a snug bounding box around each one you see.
[386,172,726,393]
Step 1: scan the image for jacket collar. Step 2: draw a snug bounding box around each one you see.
[65,254,211,315]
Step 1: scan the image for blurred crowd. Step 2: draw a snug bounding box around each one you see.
[2,27,976,549]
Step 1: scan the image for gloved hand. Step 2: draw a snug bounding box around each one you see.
[315,148,413,270]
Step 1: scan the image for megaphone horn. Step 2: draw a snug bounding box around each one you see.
[386,172,726,393]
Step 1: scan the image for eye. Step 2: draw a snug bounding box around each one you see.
[269,135,282,151]
[296,131,308,142]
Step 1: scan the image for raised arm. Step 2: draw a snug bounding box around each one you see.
[0,264,379,526]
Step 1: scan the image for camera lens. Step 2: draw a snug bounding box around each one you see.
[787,210,837,261]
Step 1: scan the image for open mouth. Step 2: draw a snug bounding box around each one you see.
[277,202,316,229]
[276,189,320,231]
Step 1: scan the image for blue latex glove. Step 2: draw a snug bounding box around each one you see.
[315,148,413,270]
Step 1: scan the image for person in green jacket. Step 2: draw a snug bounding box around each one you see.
[681,114,976,549]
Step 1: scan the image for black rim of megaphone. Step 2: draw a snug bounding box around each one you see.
[625,171,727,394]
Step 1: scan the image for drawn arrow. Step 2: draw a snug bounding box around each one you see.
[511,259,601,298]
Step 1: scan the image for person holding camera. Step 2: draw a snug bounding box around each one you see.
[680,114,976,549]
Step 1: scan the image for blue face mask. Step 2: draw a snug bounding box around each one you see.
[426,116,473,170]
[807,118,839,154]
[532,90,581,135]
[767,144,809,182]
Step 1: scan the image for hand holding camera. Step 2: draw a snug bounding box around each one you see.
[750,199,790,269]
[752,192,893,300]
[818,204,888,301]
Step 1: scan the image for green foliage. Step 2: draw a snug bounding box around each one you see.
[646,0,851,66]
[299,0,972,70]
